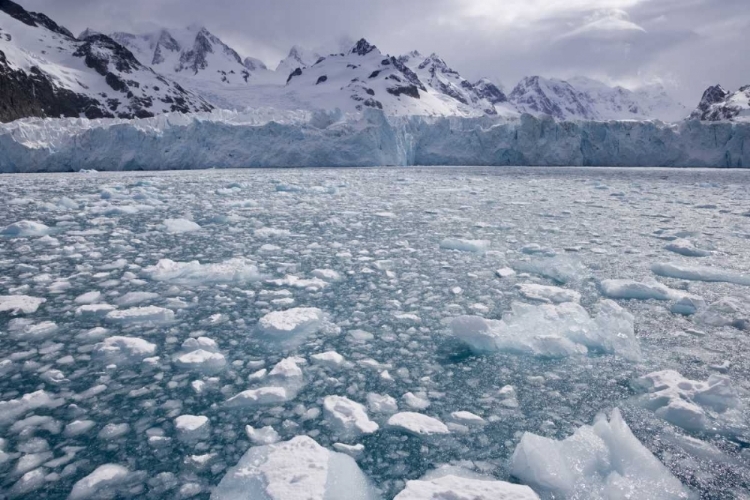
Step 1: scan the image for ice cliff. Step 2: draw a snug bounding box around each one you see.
[0,109,748,172]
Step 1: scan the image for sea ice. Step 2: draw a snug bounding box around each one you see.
[93,336,157,364]
[1,220,50,237]
[174,415,211,442]
[0,391,64,425]
[513,256,585,284]
[257,307,324,341]
[694,297,749,329]
[225,387,290,409]
[323,395,379,440]
[142,258,261,285]
[211,436,379,500]
[510,409,689,500]
[163,218,201,234]
[245,425,280,445]
[632,370,742,432]
[105,306,174,325]
[387,412,450,436]
[665,239,711,257]
[599,279,679,301]
[517,283,581,303]
[450,300,641,360]
[395,473,539,500]
[652,262,750,286]
[440,238,490,253]
[68,464,132,500]
[0,295,46,314]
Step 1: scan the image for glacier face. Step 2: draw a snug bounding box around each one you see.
[0,110,748,172]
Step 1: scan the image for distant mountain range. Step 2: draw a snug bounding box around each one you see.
[1,0,747,124]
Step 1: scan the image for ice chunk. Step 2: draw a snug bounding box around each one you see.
[600,278,679,301]
[1,221,50,237]
[174,415,210,442]
[142,258,261,285]
[75,304,116,318]
[225,387,290,409]
[665,239,711,257]
[212,436,379,500]
[323,396,379,440]
[652,262,750,286]
[0,295,46,314]
[517,284,580,303]
[387,412,450,436]
[450,300,640,360]
[333,442,365,459]
[94,336,157,364]
[440,238,490,253]
[266,275,330,291]
[174,337,226,373]
[75,291,102,304]
[0,390,64,426]
[510,409,689,500]
[670,296,707,316]
[115,291,160,306]
[632,370,741,432]
[395,473,539,500]
[311,351,347,369]
[496,267,517,278]
[68,464,131,500]
[513,255,585,284]
[245,425,280,445]
[163,218,201,234]
[449,411,486,426]
[311,269,343,282]
[254,227,291,238]
[257,307,324,342]
[402,392,431,410]
[367,393,399,414]
[105,306,174,325]
[694,297,749,329]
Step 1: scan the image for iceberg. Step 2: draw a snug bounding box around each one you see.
[211,436,380,500]
[510,409,690,500]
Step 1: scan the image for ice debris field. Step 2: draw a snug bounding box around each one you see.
[0,166,749,499]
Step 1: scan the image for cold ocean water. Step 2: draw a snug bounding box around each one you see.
[0,166,749,499]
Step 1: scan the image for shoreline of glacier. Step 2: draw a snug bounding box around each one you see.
[0,110,748,172]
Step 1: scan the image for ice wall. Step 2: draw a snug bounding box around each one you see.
[1,109,748,172]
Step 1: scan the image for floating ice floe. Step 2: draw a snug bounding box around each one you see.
[0,295,46,314]
[513,255,585,284]
[174,415,211,442]
[510,408,690,500]
[387,412,450,436]
[245,425,280,445]
[105,306,174,325]
[225,387,290,409]
[254,227,291,238]
[226,357,305,408]
[367,393,399,414]
[163,218,201,234]
[599,279,684,301]
[212,436,380,500]
[450,300,641,360]
[1,221,50,237]
[68,464,132,500]
[323,396,379,440]
[632,370,743,433]
[93,336,157,365]
[652,262,750,286]
[440,238,490,253]
[8,319,58,340]
[311,269,343,282]
[694,297,749,330]
[257,307,324,343]
[75,304,116,318]
[266,275,330,291]
[670,296,707,316]
[517,283,581,304]
[74,291,102,304]
[395,472,539,500]
[0,390,64,426]
[311,351,348,369]
[173,337,227,373]
[115,291,160,307]
[664,239,711,257]
[142,258,262,285]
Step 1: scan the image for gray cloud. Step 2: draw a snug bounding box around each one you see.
[18,0,750,105]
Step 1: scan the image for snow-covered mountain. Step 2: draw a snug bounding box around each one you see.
[690,84,750,122]
[275,45,323,79]
[509,76,687,122]
[108,25,268,85]
[0,0,211,122]
[398,51,515,116]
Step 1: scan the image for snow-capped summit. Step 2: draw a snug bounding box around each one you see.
[400,52,513,116]
[275,45,323,78]
[243,57,267,72]
[510,76,592,120]
[0,0,211,122]
[349,38,377,56]
[509,75,687,122]
[690,84,750,122]
[110,25,255,85]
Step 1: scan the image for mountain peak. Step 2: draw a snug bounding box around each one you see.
[350,38,376,56]
[78,28,101,40]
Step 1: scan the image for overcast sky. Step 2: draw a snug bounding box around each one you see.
[19,0,750,104]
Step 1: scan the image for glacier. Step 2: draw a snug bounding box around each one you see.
[1,109,749,172]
